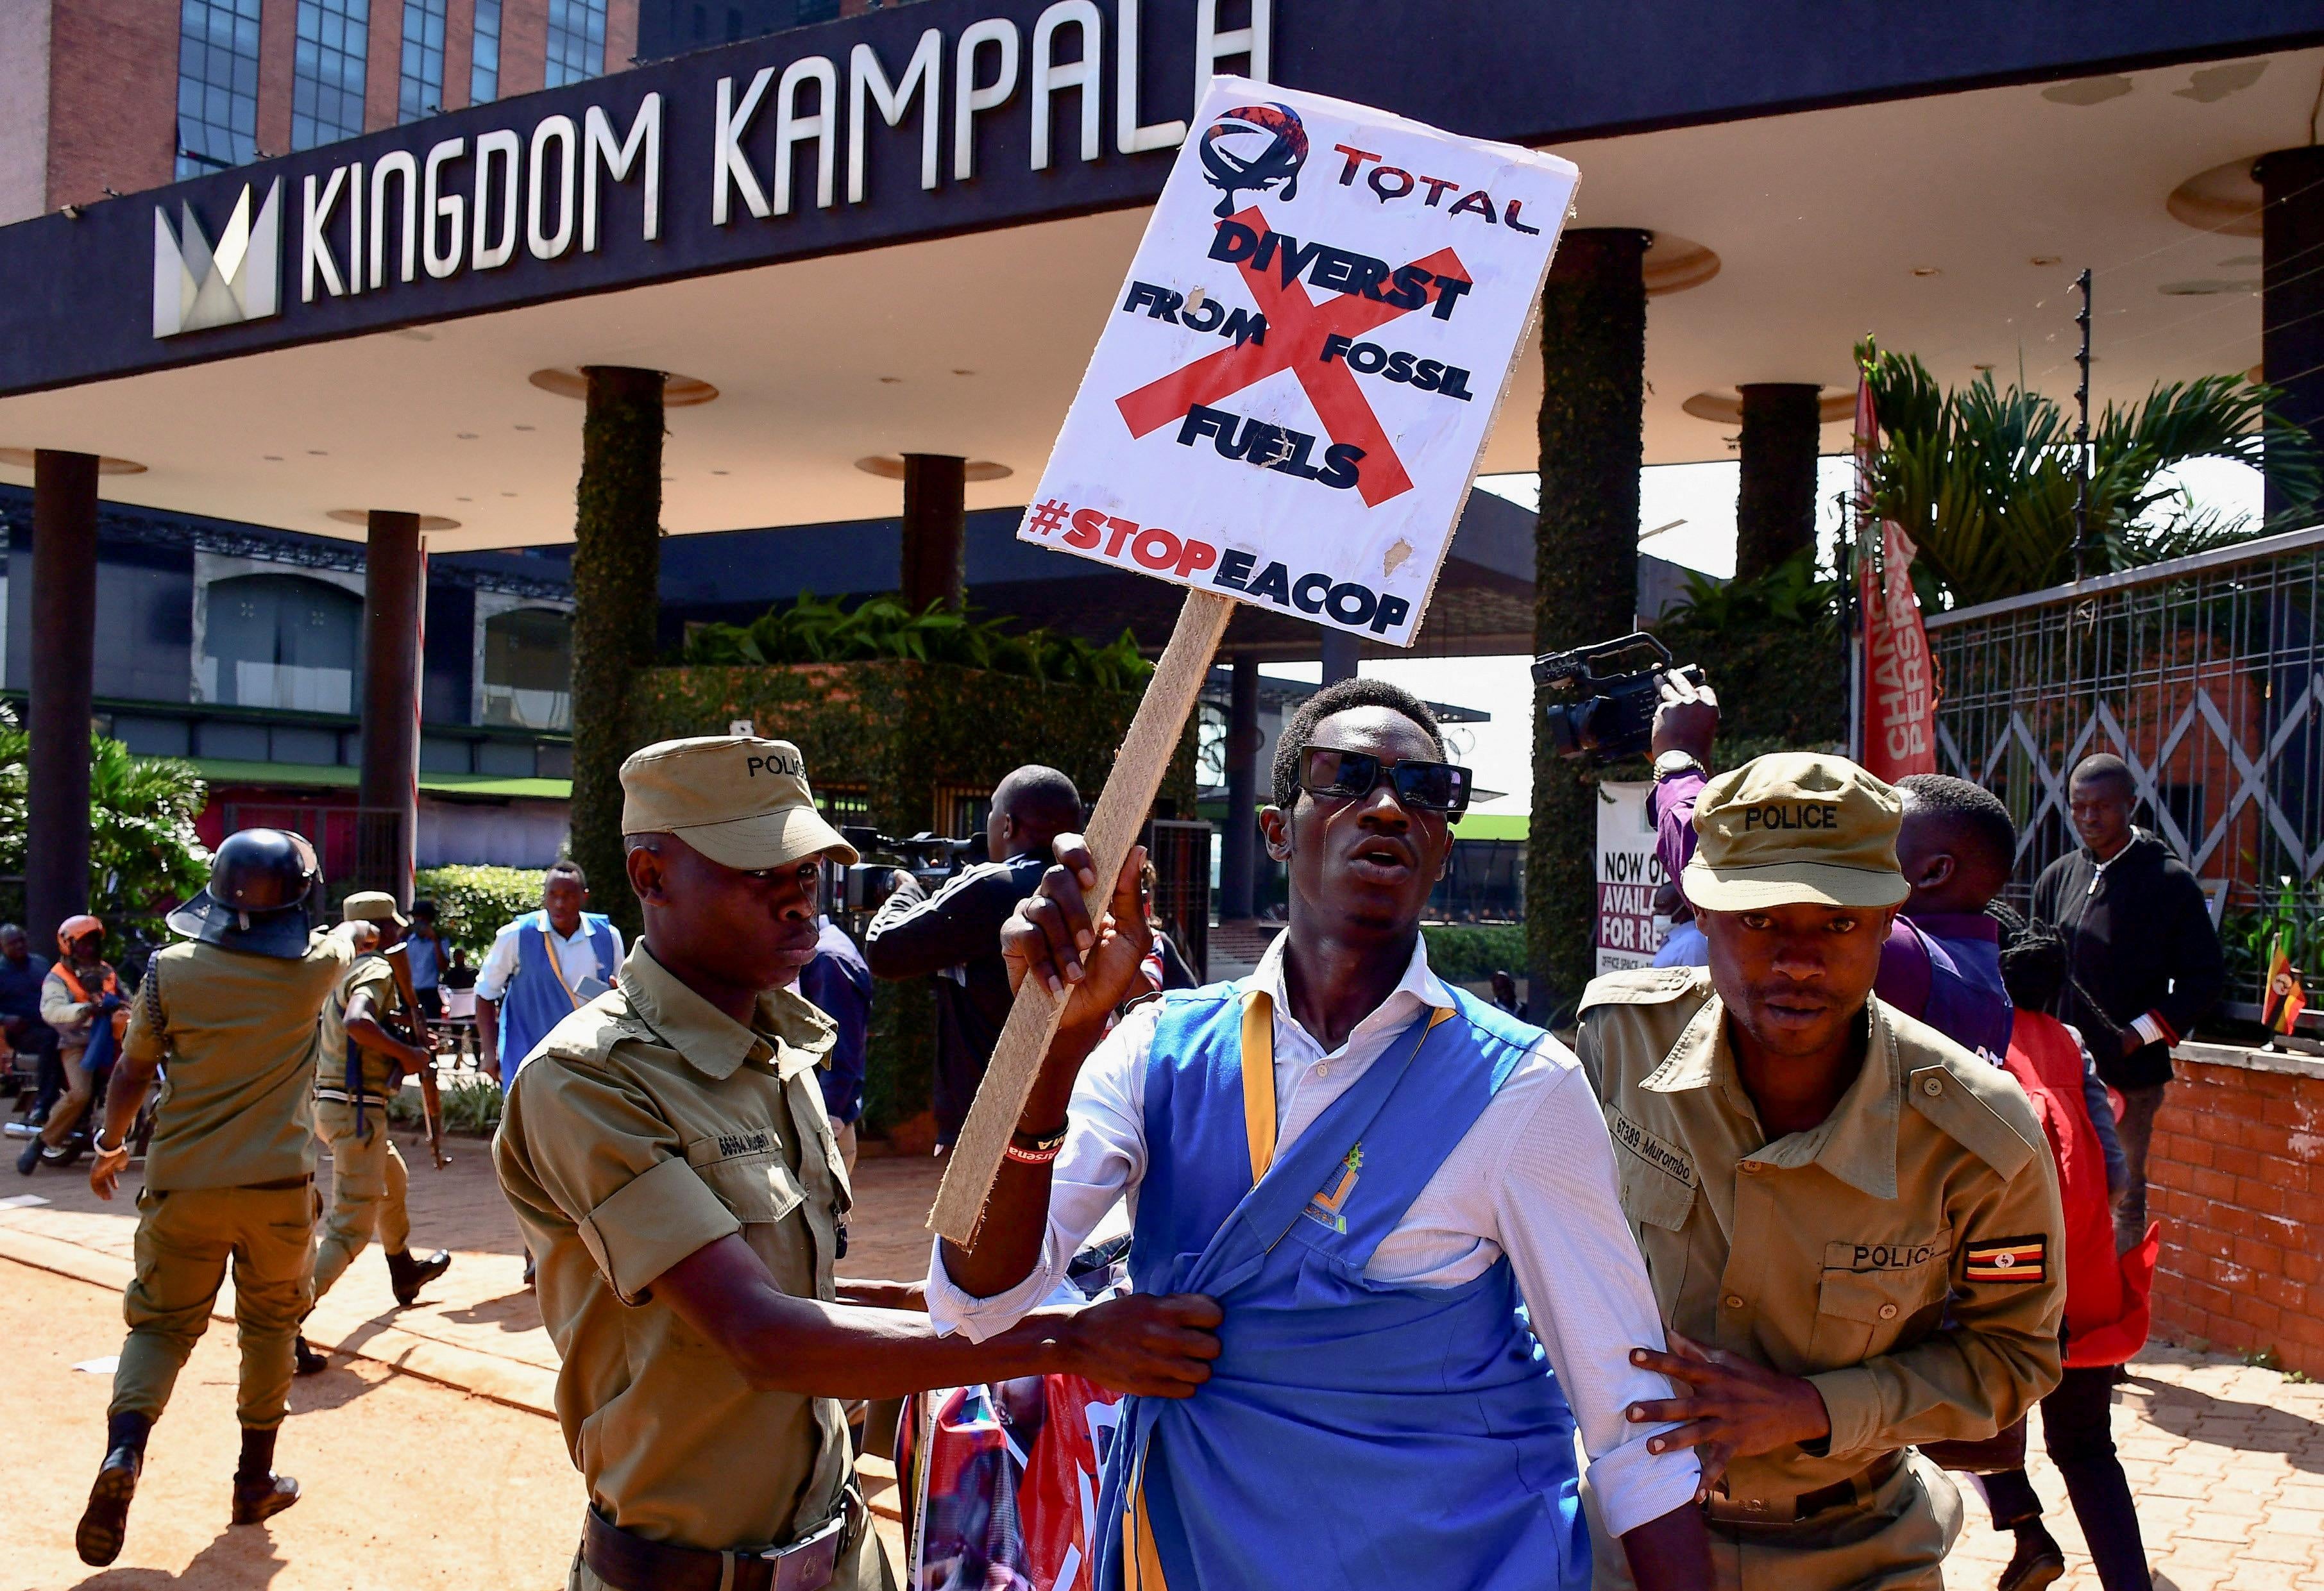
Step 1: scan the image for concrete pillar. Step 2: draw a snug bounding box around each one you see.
[901,453,967,613]
[569,366,666,945]
[1218,652,1260,921]
[26,451,99,950]
[1319,628,1360,684]
[2257,146,2324,521]
[1735,382,1822,585]
[1528,228,1649,1018]
[357,510,423,902]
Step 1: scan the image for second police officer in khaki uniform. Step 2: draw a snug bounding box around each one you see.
[1580,753,2066,1591]
[495,736,1223,1591]
[296,891,452,1374]
[72,830,361,1567]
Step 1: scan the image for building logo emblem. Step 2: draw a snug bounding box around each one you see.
[152,179,283,339]
[1199,103,1307,219]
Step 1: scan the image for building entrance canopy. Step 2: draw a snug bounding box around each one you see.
[0,1,2318,560]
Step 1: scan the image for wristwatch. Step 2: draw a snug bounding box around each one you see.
[1653,750,1706,780]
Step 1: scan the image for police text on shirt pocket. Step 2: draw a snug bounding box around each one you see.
[1811,1237,1951,1361]
[684,1132,807,1226]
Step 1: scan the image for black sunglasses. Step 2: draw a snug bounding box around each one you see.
[1298,745,1473,815]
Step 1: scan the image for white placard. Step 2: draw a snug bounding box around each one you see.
[1017,78,1577,647]
[1596,779,1665,977]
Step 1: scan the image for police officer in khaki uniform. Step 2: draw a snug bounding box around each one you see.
[495,736,1222,1591]
[73,829,362,1567]
[297,891,452,1372]
[1579,753,2065,1591]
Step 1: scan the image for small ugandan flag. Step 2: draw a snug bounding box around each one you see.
[1965,1236,2048,1285]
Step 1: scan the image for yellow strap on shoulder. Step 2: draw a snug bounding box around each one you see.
[1241,990,1277,1185]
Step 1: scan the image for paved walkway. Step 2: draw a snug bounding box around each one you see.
[6,1127,2321,1589]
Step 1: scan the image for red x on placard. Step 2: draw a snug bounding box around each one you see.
[1114,206,1468,508]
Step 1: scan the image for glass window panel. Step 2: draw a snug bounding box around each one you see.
[469,0,501,103]
[173,0,263,177]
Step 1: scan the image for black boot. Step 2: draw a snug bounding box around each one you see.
[385,1247,452,1306]
[17,1137,43,1175]
[76,1413,150,1566]
[293,1334,328,1376]
[230,1426,301,1526]
[1999,1522,2067,1591]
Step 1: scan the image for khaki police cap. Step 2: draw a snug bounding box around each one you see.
[341,890,409,932]
[1683,752,1910,911]
[620,736,861,871]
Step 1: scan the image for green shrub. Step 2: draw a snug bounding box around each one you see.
[414,865,548,959]
[1422,924,1531,984]
[683,593,1153,692]
[0,711,211,963]
[384,1073,504,1136]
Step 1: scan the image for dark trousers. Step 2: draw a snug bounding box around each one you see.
[2112,1082,2167,1251]
[1985,1364,2152,1591]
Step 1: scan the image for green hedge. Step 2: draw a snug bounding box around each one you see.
[1422,924,1531,984]
[413,865,548,960]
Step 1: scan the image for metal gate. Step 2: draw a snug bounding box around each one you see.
[1925,525,2323,1016]
[1145,818,1213,984]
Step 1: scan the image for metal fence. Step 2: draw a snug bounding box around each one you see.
[1925,525,2324,1018]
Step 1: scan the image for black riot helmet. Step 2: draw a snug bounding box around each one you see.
[165,829,323,959]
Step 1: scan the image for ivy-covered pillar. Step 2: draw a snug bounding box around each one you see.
[570,366,664,943]
[1734,383,1822,584]
[1527,229,1649,1018]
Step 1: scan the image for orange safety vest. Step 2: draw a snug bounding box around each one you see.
[2002,1009,2157,1368]
[55,961,119,1006]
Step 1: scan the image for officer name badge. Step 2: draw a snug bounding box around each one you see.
[1964,1235,2048,1284]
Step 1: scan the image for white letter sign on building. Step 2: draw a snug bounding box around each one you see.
[1015,76,1577,647]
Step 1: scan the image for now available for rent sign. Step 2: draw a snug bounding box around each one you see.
[1017,77,1577,647]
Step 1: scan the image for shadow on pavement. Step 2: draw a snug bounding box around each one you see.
[2126,1372,2324,1472]
[71,1521,287,1588]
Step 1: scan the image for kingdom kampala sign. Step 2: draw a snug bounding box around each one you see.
[4,0,2315,396]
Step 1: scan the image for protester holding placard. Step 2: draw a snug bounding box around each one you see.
[933,680,1710,1590]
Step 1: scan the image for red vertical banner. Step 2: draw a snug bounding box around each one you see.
[1854,377,1938,780]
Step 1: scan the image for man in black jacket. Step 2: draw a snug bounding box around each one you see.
[2032,753,2225,1250]
[863,766,1082,1149]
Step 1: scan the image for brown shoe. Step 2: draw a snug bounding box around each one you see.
[230,1472,301,1526]
[1999,1524,2066,1591]
[76,1446,142,1566]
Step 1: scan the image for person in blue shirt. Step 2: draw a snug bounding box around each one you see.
[798,914,872,1172]
[473,861,623,1092]
[403,899,446,1024]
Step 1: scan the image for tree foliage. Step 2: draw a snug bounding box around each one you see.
[1862,342,2321,609]
[412,864,549,960]
[682,593,1155,693]
[0,711,210,962]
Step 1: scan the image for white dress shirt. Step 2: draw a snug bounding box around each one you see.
[925,934,1701,1538]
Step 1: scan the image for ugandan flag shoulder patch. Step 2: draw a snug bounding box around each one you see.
[1964,1235,2048,1284]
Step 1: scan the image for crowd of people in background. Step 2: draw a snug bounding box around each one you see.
[0,673,2241,1591]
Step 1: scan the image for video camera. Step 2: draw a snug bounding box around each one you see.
[1532,631,1704,764]
[826,827,989,916]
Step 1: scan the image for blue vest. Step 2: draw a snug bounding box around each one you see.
[1096,984,1587,1591]
[497,911,617,1085]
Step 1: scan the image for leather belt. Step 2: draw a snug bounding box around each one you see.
[582,1494,856,1591]
[1702,1450,1904,1525]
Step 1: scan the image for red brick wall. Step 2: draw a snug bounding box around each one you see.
[2147,1051,2324,1377]
[498,0,545,97]
[256,0,296,158]
[47,0,178,206]
[364,0,404,129]
[604,0,638,76]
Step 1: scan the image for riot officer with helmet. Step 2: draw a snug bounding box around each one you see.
[73,829,364,1568]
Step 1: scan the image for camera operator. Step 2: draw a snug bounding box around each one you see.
[863,766,1084,1150]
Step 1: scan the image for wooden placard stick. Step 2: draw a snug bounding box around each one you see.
[928,587,1236,1245]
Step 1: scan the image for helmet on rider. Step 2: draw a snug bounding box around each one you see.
[164,829,323,959]
[56,914,105,959]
